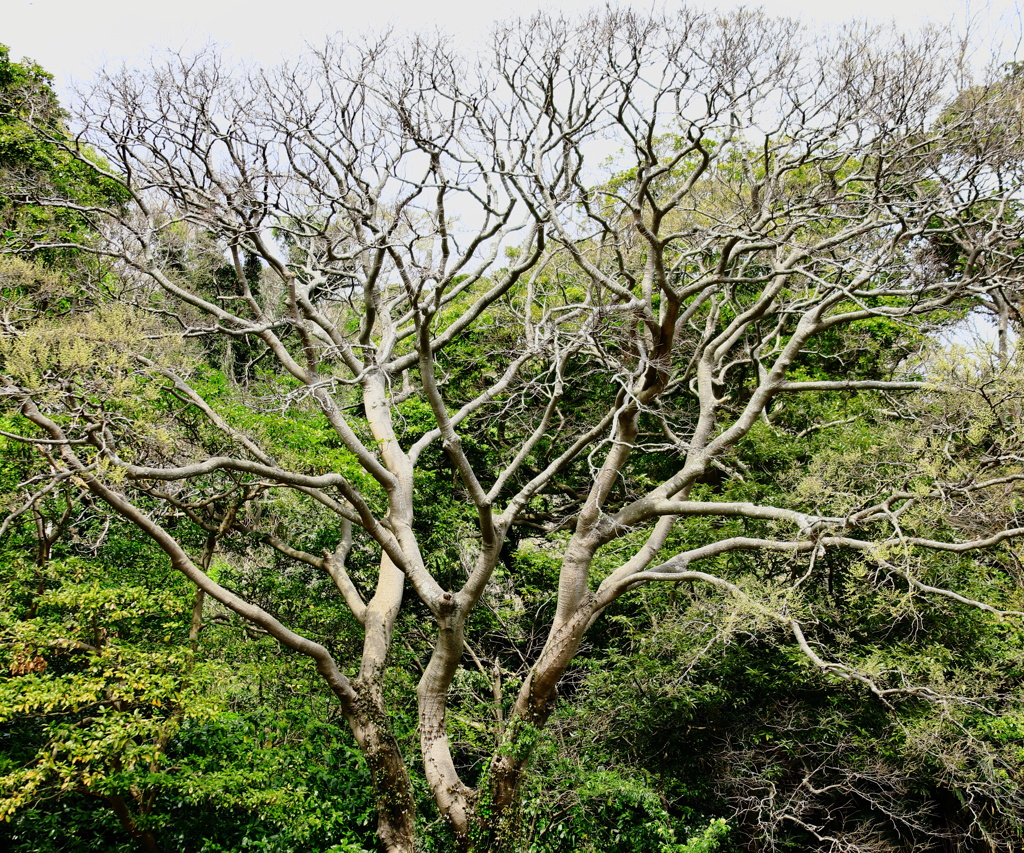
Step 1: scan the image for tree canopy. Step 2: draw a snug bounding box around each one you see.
[2,10,1024,853]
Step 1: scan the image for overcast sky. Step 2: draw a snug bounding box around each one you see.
[3,0,1021,103]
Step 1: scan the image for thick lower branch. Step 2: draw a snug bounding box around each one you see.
[417,599,474,834]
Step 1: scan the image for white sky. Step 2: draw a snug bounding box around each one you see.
[3,0,1022,99]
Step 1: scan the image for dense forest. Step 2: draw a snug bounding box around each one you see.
[1,8,1023,852]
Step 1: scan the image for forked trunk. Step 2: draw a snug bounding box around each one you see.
[468,602,597,852]
[473,757,529,851]
[403,601,589,853]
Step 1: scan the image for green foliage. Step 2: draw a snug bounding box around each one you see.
[0,546,384,853]
[0,44,127,264]
[554,541,1024,851]
[2,29,1024,853]
[0,549,200,838]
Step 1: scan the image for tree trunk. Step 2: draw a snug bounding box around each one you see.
[470,601,596,851]
[351,696,419,853]
[102,794,161,853]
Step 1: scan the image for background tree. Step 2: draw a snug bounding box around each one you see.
[2,10,1024,852]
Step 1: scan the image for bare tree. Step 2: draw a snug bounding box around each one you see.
[3,9,1024,851]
